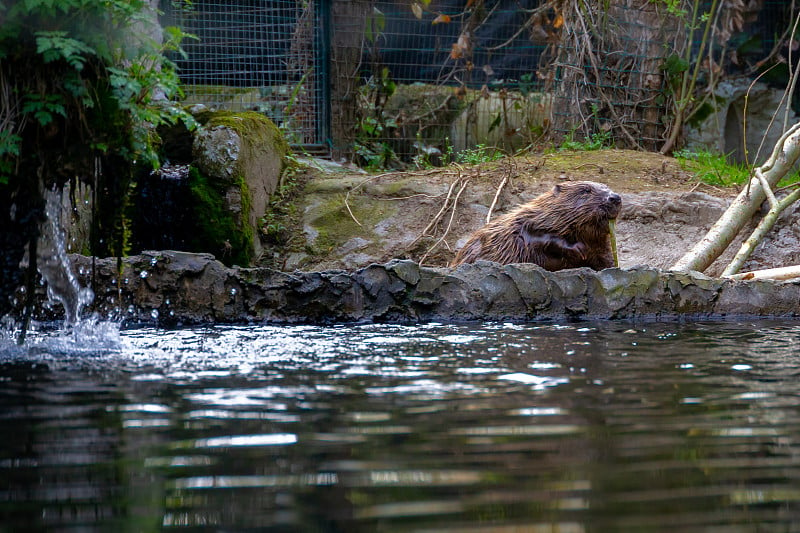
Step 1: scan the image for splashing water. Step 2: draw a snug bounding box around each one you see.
[0,316,121,358]
[37,188,95,325]
[3,188,116,350]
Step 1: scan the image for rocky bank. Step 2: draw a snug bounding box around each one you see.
[21,149,800,326]
[59,148,800,325]
[65,251,800,326]
[263,149,800,277]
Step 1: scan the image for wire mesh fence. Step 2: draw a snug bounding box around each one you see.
[348,0,553,166]
[161,0,328,148]
[550,3,678,152]
[161,0,795,163]
[549,0,793,153]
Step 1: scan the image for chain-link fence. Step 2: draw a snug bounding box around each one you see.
[162,0,793,162]
[348,0,552,166]
[161,0,328,149]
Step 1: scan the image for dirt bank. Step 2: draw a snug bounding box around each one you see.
[259,149,800,277]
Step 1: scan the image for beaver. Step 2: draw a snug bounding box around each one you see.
[450,181,621,271]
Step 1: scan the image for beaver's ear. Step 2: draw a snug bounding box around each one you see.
[552,184,562,195]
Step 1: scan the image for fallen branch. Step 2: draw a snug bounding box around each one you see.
[721,186,800,276]
[725,265,800,281]
[671,121,800,272]
[412,176,463,244]
[419,178,469,265]
[753,167,779,209]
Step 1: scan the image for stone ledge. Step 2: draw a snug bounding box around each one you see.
[55,251,800,326]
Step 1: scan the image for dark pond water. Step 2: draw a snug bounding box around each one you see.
[2,319,800,532]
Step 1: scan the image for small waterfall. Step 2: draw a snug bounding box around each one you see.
[3,187,123,353]
[37,188,94,325]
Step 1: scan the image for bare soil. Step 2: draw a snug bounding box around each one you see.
[260,149,800,277]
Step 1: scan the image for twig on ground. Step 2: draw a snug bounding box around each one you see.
[344,172,395,226]
[419,178,470,265]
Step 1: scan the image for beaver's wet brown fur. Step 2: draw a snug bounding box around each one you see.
[450,181,621,271]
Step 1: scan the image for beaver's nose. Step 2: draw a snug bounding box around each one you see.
[607,193,621,205]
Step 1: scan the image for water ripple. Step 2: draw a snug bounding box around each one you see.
[3,319,800,531]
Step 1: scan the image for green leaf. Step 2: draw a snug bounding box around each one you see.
[0,130,21,157]
[365,17,373,42]
[35,30,95,71]
[663,53,689,75]
[22,93,67,127]
[374,7,385,33]
[366,7,385,42]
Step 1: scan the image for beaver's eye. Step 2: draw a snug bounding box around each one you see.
[580,186,592,194]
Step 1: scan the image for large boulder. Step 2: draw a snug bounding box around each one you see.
[191,110,289,264]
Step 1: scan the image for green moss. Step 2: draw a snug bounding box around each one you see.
[182,86,267,110]
[239,175,255,252]
[303,176,363,194]
[184,85,256,97]
[308,195,396,254]
[259,160,304,245]
[187,166,253,266]
[372,177,420,197]
[197,110,290,158]
[181,109,291,266]
[385,84,470,120]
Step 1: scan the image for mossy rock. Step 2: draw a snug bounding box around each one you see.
[307,195,391,253]
[191,110,289,265]
[384,84,466,124]
[187,166,253,266]
[281,190,399,270]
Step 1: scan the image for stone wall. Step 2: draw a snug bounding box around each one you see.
[686,80,799,165]
[35,251,800,326]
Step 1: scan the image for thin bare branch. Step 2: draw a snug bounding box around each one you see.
[419,179,469,265]
[721,186,800,276]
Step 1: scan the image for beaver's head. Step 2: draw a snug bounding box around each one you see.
[551,181,622,221]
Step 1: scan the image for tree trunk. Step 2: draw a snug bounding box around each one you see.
[329,0,372,160]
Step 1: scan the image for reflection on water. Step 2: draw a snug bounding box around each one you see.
[2,320,800,531]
